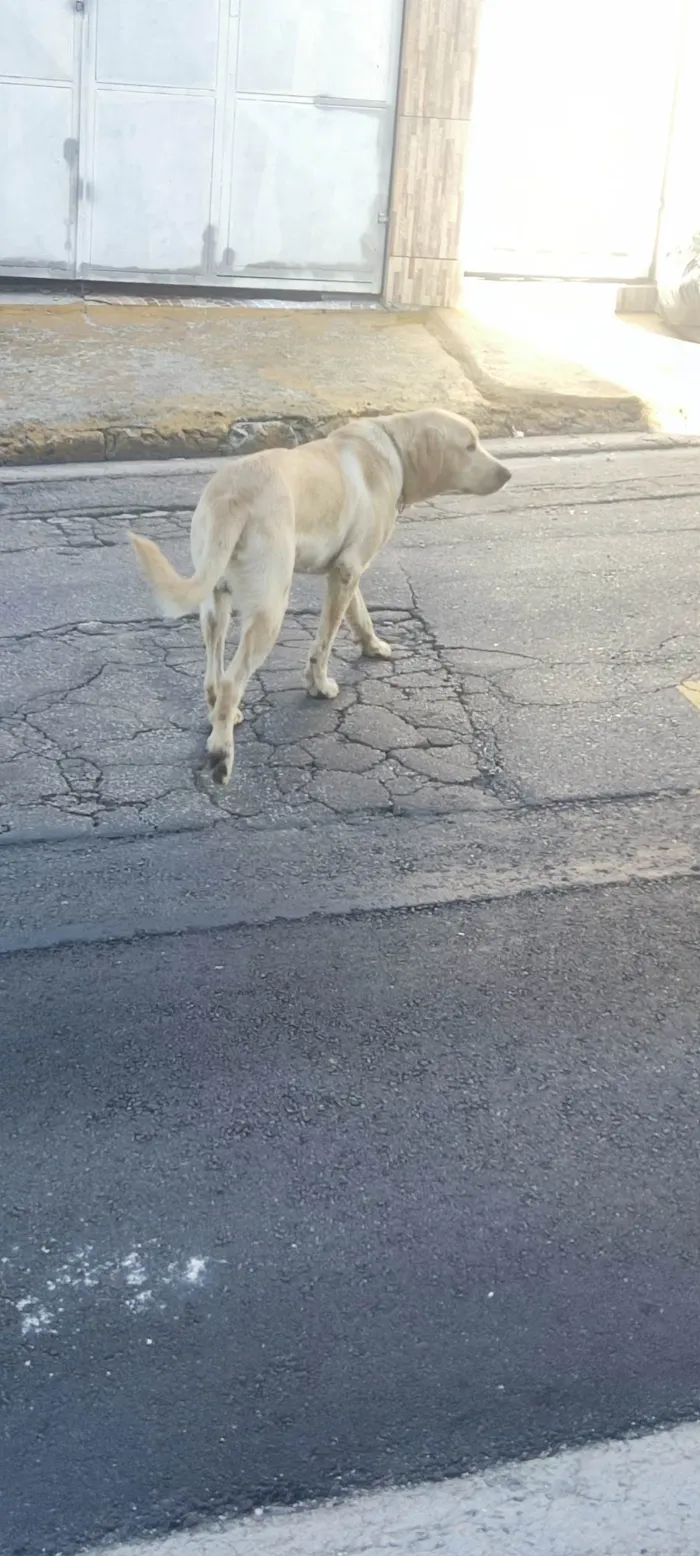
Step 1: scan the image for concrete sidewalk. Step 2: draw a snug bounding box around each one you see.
[74,1422,700,1556]
[0,291,650,466]
[459,279,700,440]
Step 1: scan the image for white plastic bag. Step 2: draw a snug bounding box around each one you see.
[658,232,700,343]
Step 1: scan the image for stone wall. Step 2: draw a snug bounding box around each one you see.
[384,0,483,307]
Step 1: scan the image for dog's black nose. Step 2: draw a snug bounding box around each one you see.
[498,465,512,487]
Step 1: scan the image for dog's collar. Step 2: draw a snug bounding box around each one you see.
[379,425,406,511]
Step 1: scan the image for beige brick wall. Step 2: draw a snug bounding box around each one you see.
[385,0,483,307]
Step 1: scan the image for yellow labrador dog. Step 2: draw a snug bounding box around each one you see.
[129,408,510,785]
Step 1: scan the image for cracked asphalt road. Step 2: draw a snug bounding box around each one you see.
[2,441,700,1555]
[2,444,700,848]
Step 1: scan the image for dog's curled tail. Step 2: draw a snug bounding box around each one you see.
[128,530,231,619]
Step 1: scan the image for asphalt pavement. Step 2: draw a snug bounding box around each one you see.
[1,438,700,1555]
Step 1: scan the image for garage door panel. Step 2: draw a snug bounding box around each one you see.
[227,98,386,282]
[0,82,74,265]
[236,0,396,102]
[0,0,75,82]
[88,93,216,273]
[467,119,664,272]
[462,0,683,278]
[95,0,220,90]
[2,0,399,290]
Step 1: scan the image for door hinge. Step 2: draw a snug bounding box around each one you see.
[378,213,389,225]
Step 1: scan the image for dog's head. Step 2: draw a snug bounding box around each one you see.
[384,409,511,505]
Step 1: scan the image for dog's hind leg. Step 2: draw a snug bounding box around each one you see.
[200,585,234,722]
[206,600,287,786]
[345,587,392,660]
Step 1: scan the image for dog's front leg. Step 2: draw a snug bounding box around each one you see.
[345,587,392,660]
[305,562,361,698]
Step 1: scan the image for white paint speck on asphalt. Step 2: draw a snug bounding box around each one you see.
[183,1257,208,1284]
[74,1421,700,1556]
[122,1252,148,1287]
[8,1245,213,1337]
[16,1299,54,1336]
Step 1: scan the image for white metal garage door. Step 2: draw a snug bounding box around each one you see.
[461,0,686,280]
[0,0,402,291]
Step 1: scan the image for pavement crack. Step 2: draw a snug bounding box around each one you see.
[398,563,519,805]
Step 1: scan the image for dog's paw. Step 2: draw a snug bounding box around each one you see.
[364,637,392,660]
[207,748,233,786]
[211,758,231,786]
[306,675,339,700]
[206,729,234,786]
